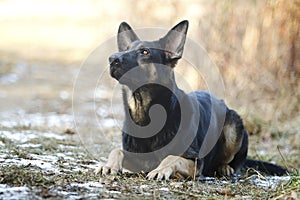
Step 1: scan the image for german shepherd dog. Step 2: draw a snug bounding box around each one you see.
[96,20,287,180]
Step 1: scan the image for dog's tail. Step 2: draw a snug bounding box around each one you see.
[245,159,288,176]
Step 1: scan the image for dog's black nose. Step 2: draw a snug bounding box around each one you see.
[109,54,122,66]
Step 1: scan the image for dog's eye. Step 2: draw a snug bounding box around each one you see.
[140,48,150,56]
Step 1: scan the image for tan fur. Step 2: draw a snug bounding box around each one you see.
[217,124,244,176]
[127,95,136,114]
[223,124,243,163]
[95,148,124,175]
[146,155,196,180]
[218,164,234,176]
[224,125,237,149]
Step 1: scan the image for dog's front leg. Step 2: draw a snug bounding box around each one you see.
[147,155,196,180]
[95,148,124,175]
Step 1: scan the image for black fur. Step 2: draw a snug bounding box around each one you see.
[245,159,287,176]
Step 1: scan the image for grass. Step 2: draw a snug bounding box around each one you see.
[1,165,299,199]
[0,125,299,199]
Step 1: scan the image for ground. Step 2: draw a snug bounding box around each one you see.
[0,125,299,199]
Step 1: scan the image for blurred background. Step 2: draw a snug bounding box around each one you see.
[0,0,299,167]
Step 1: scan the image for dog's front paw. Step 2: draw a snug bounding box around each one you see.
[147,166,174,180]
[218,165,234,176]
[95,165,119,175]
[147,155,196,180]
[95,148,124,176]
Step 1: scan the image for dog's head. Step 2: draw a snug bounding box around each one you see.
[109,20,189,89]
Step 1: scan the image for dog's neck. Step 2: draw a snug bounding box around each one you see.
[122,84,180,126]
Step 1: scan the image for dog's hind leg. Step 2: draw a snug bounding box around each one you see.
[146,155,196,180]
[216,110,246,176]
[228,129,248,173]
[95,148,124,175]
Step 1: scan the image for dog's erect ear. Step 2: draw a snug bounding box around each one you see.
[160,20,189,62]
[117,22,139,52]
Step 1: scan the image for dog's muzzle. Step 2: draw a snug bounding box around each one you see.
[109,54,123,80]
[109,53,140,87]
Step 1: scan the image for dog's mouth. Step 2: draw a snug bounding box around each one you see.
[110,66,123,80]
[110,65,141,88]
[109,59,127,81]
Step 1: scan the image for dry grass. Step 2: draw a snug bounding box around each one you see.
[1,129,299,199]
